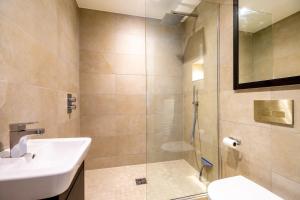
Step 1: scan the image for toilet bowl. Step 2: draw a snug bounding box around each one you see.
[208,176,283,200]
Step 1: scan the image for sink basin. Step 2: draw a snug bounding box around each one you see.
[0,137,91,200]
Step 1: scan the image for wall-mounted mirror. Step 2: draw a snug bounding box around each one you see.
[233,0,300,89]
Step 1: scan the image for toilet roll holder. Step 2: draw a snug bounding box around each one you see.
[229,137,241,147]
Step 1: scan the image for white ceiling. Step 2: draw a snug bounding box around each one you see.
[76,0,201,19]
[239,0,300,33]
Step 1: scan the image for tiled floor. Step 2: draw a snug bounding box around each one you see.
[85,159,208,200]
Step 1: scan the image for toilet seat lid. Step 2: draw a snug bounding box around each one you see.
[208,176,283,200]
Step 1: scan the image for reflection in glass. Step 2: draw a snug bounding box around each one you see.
[238,0,300,84]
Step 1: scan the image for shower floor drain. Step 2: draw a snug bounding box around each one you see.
[135,178,147,185]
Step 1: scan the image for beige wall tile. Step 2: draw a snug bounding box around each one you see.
[85,154,146,169]
[81,115,116,137]
[272,172,300,200]
[147,76,182,95]
[271,127,300,183]
[117,134,146,155]
[105,53,146,75]
[116,75,146,95]
[80,73,115,94]
[220,90,271,126]
[86,156,120,170]
[115,95,146,114]
[80,9,185,169]
[87,136,118,158]
[81,94,115,115]
[80,10,148,168]
[80,50,114,74]
[115,114,146,135]
[0,0,59,55]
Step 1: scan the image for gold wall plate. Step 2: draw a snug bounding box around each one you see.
[254,100,294,125]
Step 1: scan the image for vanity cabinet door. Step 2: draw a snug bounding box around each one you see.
[66,164,84,200]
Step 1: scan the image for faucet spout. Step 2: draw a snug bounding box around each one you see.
[9,122,45,158]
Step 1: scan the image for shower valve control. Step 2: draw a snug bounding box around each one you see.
[67,93,77,114]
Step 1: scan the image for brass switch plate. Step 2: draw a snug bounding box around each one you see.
[254,100,294,125]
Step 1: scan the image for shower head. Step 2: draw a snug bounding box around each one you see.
[161,10,198,26]
[161,13,185,26]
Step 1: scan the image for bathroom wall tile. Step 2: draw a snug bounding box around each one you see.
[117,134,146,155]
[147,94,183,115]
[79,28,112,53]
[114,33,145,55]
[57,60,80,93]
[220,121,272,170]
[222,158,272,189]
[272,172,300,200]
[146,54,182,77]
[79,9,119,35]
[147,114,183,137]
[80,73,115,94]
[80,9,184,169]
[58,32,79,67]
[80,50,114,74]
[104,53,145,75]
[147,151,184,164]
[0,0,59,55]
[146,131,183,157]
[115,115,146,135]
[116,75,146,95]
[81,94,115,115]
[57,0,79,43]
[86,153,146,169]
[146,37,182,58]
[116,14,145,36]
[220,90,271,126]
[220,65,233,91]
[271,127,300,183]
[81,115,116,137]
[118,153,146,166]
[57,117,80,138]
[88,136,118,158]
[0,15,58,89]
[86,156,120,170]
[57,0,79,67]
[80,15,145,55]
[0,83,59,139]
[115,95,146,114]
[80,10,148,168]
[147,76,182,95]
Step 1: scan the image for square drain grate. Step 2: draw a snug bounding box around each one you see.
[135,178,147,185]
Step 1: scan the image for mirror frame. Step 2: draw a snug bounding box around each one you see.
[233,0,300,90]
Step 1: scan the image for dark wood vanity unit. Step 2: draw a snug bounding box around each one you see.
[44,163,85,200]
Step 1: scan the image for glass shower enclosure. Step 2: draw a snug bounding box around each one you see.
[145,0,220,199]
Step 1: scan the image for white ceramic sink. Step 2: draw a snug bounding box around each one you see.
[0,137,91,200]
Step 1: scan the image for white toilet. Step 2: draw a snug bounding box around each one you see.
[208,176,283,200]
